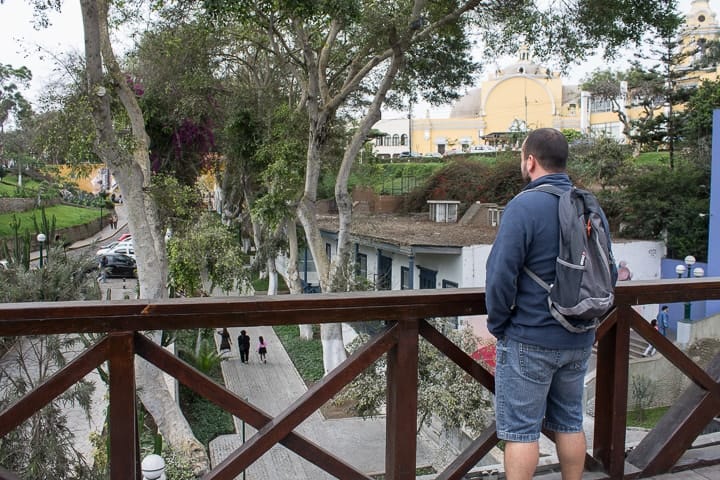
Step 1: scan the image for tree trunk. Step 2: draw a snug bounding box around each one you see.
[80,1,209,474]
[281,217,315,340]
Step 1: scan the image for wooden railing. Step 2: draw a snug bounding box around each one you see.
[1,279,720,480]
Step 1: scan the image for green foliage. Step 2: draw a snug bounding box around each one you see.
[273,324,324,384]
[568,137,633,188]
[148,173,203,232]
[338,320,493,435]
[175,328,235,447]
[180,338,225,376]
[601,163,709,261]
[626,405,669,429]
[404,157,523,213]
[347,162,443,195]
[167,211,249,296]
[0,247,100,301]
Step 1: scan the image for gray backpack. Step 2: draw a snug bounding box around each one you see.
[523,184,616,333]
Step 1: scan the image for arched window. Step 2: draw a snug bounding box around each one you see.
[384,135,391,146]
[400,134,408,146]
[376,136,383,146]
[392,134,400,146]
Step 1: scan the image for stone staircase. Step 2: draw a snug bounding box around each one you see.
[592,330,648,359]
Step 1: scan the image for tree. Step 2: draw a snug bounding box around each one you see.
[198,0,690,374]
[78,0,208,473]
[679,78,720,166]
[0,64,32,165]
[608,163,709,262]
[338,320,494,436]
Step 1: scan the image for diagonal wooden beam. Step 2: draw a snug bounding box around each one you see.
[627,352,720,476]
[0,335,110,437]
[203,324,398,480]
[434,422,498,480]
[135,331,386,480]
[418,319,495,392]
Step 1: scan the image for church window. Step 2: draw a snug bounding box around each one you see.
[392,134,400,146]
[400,134,408,146]
[698,14,706,23]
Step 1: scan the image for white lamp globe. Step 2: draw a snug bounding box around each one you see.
[141,454,166,480]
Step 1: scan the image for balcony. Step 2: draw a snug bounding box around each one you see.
[2,278,720,479]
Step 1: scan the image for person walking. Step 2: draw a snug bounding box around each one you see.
[217,328,232,356]
[485,128,617,480]
[238,330,251,364]
[258,336,267,363]
[657,305,670,337]
[643,319,659,356]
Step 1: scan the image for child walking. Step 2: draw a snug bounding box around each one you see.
[258,336,267,363]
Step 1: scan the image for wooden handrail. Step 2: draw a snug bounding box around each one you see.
[1,278,720,479]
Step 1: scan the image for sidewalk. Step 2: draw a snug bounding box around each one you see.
[209,324,438,479]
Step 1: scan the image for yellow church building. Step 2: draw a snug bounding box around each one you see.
[373,0,720,158]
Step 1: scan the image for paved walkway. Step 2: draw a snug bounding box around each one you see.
[208,324,438,479]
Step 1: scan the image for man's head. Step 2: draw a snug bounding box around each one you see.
[662,305,669,312]
[520,128,568,182]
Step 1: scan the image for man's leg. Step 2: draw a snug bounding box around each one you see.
[555,431,586,480]
[504,441,539,480]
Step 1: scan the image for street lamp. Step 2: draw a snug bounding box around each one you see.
[141,454,166,480]
[36,233,46,268]
[675,255,705,321]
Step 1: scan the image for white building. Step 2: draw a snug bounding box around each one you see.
[279,201,665,337]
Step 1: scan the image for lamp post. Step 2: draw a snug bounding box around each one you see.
[675,255,705,320]
[99,202,103,229]
[36,233,46,268]
[675,255,705,348]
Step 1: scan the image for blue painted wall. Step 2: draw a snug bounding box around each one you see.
[708,110,720,316]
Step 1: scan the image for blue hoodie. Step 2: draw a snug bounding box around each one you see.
[485,173,608,349]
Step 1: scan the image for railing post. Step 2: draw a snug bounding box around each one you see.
[593,308,630,479]
[385,320,419,480]
[108,332,138,480]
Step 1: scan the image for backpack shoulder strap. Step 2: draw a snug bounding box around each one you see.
[524,184,565,197]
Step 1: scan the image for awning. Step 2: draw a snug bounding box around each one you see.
[459,137,472,144]
[434,137,446,145]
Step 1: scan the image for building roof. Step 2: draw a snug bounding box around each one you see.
[316,212,499,251]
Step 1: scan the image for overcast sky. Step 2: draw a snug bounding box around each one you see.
[1,0,698,117]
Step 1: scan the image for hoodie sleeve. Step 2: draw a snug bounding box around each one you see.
[485,199,530,337]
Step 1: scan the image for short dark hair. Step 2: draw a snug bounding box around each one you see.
[523,128,568,172]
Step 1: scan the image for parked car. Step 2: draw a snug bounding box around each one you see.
[97,239,134,257]
[98,254,137,278]
[117,233,132,242]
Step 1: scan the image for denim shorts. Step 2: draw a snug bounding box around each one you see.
[494,337,591,442]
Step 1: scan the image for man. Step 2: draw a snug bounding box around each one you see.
[485,128,615,480]
[657,305,670,336]
[238,330,251,364]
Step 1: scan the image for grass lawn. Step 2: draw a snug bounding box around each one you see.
[0,204,102,237]
[0,176,42,196]
[626,406,670,429]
